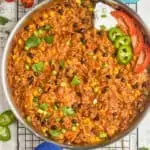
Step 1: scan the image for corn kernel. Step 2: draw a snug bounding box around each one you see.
[43,13,49,19]
[76,0,81,5]
[49,11,55,17]
[33,58,39,63]
[26,57,32,64]
[18,39,23,45]
[33,89,38,97]
[12,55,17,60]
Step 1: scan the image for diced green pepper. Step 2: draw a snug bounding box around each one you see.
[44,35,54,44]
[39,103,49,111]
[117,45,133,65]
[59,60,66,69]
[0,126,11,141]
[0,110,16,126]
[108,27,124,42]
[34,29,44,37]
[25,36,41,50]
[32,62,45,73]
[49,129,62,137]
[62,106,75,116]
[43,24,53,31]
[71,75,80,86]
[115,35,131,49]
[33,97,39,103]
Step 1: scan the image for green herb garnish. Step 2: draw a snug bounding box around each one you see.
[32,62,45,73]
[25,36,41,50]
[62,106,75,116]
[39,103,49,111]
[0,16,9,25]
[71,75,80,86]
[44,35,54,44]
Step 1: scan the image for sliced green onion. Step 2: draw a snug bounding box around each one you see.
[32,62,45,73]
[44,35,54,44]
[62,106,75,116]
[71,76,80,86]
[39,103,49,111]
[49,129,62,137]
[59,60,66,69]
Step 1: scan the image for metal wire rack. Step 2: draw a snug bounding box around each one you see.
[0,0,139,150]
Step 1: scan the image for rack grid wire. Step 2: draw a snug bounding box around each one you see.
[0,0,139,150]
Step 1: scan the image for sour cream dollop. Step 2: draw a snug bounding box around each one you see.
[94,2,117,30]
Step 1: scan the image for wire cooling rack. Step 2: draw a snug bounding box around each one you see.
[0,0,139,150]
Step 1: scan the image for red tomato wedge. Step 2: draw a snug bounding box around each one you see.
[111,10,144,55]
[21,0,34,8]
[111,10,136,36]
[135,45,150,73]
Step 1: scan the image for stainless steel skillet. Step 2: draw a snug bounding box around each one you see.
[1,0,150,149]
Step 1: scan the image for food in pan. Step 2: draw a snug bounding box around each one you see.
[7,0,150,146]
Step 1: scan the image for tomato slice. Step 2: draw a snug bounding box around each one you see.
[134,27,144,55]
[135,45,150,73]
[21,0,34,8]
[111,10,144,55]
[111,10,136,36]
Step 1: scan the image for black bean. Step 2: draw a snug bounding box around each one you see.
[51,125,57,130]
[72,103,81,111]
[121,77,126,82]
[57,9,63,15]
[76,92,82,97]
[81,18,88,24]
[132,83,139,89]
[93,114,99,121]
[112,52,117,57]
[80,38,86,45]
[72,119,77,124]
[116,74,121,79]
[54,102,60,108]
[78,28,86,33]
[106,75,111,79]
[64,2,71,7]
[93,69,96,74]
[27,76,34,85]
[94,48,98,54]
[102,53,108,57]
[142,82,147,88]
[24,26,29,31]
[80,58,86,64]
[97,31,103,36]
[101,86,109,93]
[27,52,34,58]
[59,119,64,123]
[73,23,78,28]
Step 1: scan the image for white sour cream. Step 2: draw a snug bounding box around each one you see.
[94,2,117,30]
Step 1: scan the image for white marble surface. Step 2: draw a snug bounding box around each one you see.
[0,0,150,150]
